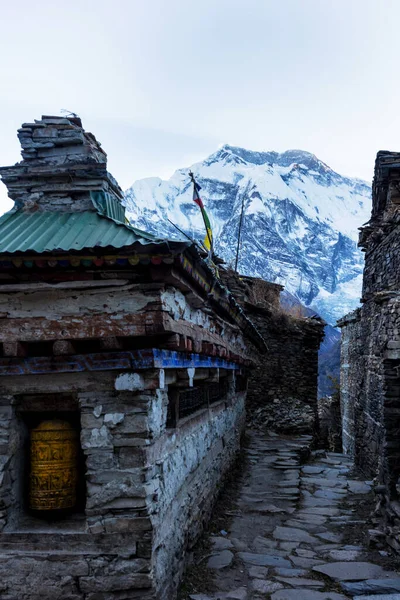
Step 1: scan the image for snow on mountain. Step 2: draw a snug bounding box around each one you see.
[124,145,371,325]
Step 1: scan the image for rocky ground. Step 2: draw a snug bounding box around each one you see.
[178,432,400,600]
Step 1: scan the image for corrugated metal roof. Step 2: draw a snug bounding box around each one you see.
[0,209,164,254]
[90,191,126,224]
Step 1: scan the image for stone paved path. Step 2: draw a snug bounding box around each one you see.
[180,431,400,600]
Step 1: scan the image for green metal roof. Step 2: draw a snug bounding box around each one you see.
[0,208,164,254]
[90,191,127,224]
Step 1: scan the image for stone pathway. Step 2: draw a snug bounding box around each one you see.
[180,432,400,600]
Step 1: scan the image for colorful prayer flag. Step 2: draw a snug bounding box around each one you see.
[189,172,213,251]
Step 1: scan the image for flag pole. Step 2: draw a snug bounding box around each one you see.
[234,190,246,273]
[189,171,213,254]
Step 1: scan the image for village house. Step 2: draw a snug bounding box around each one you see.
[0,115,323,599]
[338,150,400,551]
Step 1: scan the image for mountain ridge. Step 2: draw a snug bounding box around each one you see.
[124,145,372,326]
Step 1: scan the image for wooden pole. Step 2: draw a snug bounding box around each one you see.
[234,191,246,273]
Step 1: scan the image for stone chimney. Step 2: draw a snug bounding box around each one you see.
[0,115,124,212]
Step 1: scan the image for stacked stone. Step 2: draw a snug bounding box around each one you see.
[17,115,103,162]
[0,116,255,600]
[0,115,123,212]
[220,269,283,311]
[220,269,324,436]
[246,314,324,435]
[179,432,400,600]
[338,149,400,555]
[359,151,400,300]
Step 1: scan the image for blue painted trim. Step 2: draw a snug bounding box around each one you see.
[0,349,241,376]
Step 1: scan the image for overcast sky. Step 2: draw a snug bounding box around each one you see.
[0,0,399,213]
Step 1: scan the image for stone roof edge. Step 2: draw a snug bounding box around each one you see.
[185,246,268,353]
[336,308,361,328]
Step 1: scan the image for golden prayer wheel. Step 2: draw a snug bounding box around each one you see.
[30,420,78,511]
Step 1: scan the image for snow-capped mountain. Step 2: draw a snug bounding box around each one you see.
[124,145,371,325]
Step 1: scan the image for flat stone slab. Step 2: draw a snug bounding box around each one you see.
[302,497,338,507]
[328,549,362,561]
[314,489,346,499]
[347,480,372,494]
[316,531,342,543]
[190,592,249,600]
[320,458,343,465]
[295,548,316,558]
[247,502,291,514]
[271,590,347,600]
[302,466,325,474]
[296,515,327,525]
[303,478,347,488]
[252,579,284,593]
[313,562,388,581]
[275,568,308,577]
[276,577,325,588]
[207,550,234,569]
[211,536,234,550]
[231,537,249,552]
[251,535,278,550]
[224,589,248,600]
[238,552,291,568]
[290,556,325,568]
[342,580,400,595]
[353,596,400,600]
[273,526,318,544]
[280,542,299,551]
[323,470,340,479]
[300,507,340,516]
[286,519,327,533]
[252,545,288,558]
[248,566,269,578]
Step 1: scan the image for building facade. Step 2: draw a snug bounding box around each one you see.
[0,116,264,600]
[221,270,325,435]
[338,151,400,548]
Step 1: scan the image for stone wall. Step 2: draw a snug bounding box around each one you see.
[338,150,400,486]
[0,370,245,600]
[220,269,324,435]
[0,113,253,599]
[338,150,400,553]
[147,390,245,599]
[338,309,361,457]
[0,372,154,600]
[339,296,400,484]
[362,224,400,299]
[247,308,324,434]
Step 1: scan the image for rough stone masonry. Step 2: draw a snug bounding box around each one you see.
[221,270,325,435]
[0,115,264,600]
[338,150,400,552]
[0,115,323,600]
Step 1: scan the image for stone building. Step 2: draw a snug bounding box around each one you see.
[338,151,400,546]
[0,116,265,600]
[221,271,325,434]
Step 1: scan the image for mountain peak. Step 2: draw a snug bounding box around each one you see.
[277,149,333,174]
[209,145,333,176]
[213,145,276,166]
[124,143,372,325]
